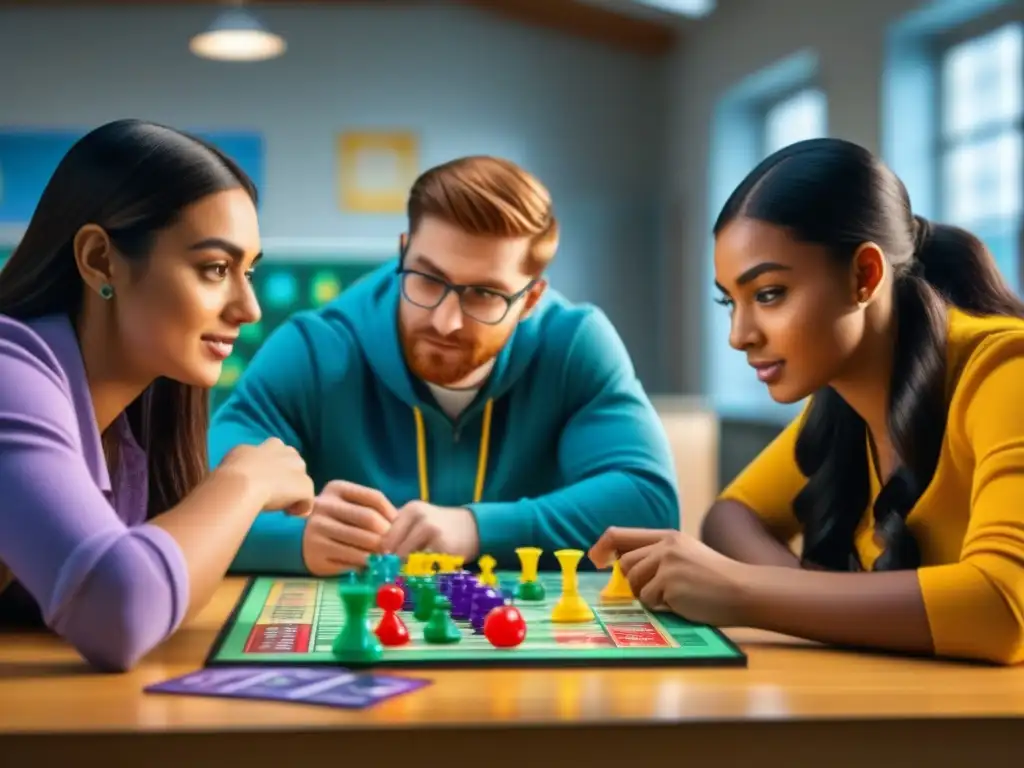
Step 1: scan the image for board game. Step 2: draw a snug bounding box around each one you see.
[206,563,747,669]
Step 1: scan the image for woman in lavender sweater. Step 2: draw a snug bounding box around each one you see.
[0,120,315,671]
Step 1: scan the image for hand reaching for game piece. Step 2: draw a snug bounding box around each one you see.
[218,437,316,517]
[379,501,480,561]
[301,480,398,576]
[589,527,752,627]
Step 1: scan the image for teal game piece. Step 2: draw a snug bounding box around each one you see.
[366,554,384,586]
[384,553,402,582]
[423,595,461,644]
[331,583,383,663]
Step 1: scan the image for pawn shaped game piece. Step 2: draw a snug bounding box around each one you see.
[332,583,383,663]
[514,546,545,601]
[600,559,634,602]
[397,576,417,611]
[469,585,502,633]
[413,580,438,622]
[423,595,462,644]
[550,549,594,623]
[476,554,498,586]
[484,604,526,648]
[449,574,475,620]
[374,583,410,646]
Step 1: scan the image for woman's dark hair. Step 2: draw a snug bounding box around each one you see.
[713,137,1024,572]
[0,119,257,516]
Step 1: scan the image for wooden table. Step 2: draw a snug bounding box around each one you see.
[0,578,1021,767]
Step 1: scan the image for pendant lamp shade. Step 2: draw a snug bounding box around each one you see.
[189,8,286,62]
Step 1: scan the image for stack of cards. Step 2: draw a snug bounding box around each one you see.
[145,666,430,709]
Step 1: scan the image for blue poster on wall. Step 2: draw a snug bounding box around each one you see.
[0,127,264,224]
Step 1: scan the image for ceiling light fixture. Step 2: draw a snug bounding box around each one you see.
[631,0,716,18]
[189,6,286,62]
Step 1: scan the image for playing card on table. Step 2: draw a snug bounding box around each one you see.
[145,666,430,708]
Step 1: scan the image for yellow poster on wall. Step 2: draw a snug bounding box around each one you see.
[337,130,418,213]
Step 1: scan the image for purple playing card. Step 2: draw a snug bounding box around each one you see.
[145,666,430,708]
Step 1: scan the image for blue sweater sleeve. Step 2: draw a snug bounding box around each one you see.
[466,309,680,561]
[208,318,320,574]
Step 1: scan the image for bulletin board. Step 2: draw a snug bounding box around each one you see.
[0,128,264,223]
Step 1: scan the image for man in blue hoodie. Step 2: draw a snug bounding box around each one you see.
[209,155,679,574]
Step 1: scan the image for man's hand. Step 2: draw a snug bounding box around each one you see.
[380,501,481,560]
[301,480,398,575]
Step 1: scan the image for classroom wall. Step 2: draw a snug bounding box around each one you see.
[659,0,1020,487]
[0,3,669,388]
[660,0,1001,396]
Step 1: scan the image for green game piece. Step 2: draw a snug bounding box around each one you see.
[413,581,437,621]
[423,595,461,644]
[515,579,546,601]
[337,570,361,593]
[331,583,383,663]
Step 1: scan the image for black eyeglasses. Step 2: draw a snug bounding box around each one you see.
[397,268,536,325]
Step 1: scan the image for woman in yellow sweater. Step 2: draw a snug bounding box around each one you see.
[590,137,1024,665]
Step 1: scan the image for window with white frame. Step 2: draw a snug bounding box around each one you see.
[763,88,828,156]
[939,21,1022,289]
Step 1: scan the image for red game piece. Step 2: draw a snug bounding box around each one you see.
[375,583,410,646]
[483,605,526,648]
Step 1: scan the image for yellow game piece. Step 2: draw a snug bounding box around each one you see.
[550,549,594,623]
[600,559,634,602]
[406,553,425,576]
[451,555,465,572]
[515,547,542,583]
[476,554,497,586]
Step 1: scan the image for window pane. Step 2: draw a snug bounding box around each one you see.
[942,22,1022,140]
[764,88,827,155]
[943,129,1022,226]
[964,216,1022,294]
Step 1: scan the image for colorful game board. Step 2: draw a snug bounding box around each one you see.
[206,569,747,669]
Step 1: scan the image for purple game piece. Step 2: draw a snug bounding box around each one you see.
[438,573,453,597]
[396,576,415,611]
[450,574,476,620]
[470,585,504,633]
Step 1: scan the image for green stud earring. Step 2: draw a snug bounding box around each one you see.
[99,283,114,300]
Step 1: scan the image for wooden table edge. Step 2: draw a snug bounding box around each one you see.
[0,716,1019,766]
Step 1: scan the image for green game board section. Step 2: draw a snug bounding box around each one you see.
[205,571,747,668]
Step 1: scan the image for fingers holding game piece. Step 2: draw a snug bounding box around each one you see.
[302,503,393,576]
[588,527,673,568]
[380,506,438,557]
[381,501,481,559]
[321,480,399,525]
[638,570,669,612]
[313,499,389,549]
[284,497,315,518]
[618,544,661,594]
